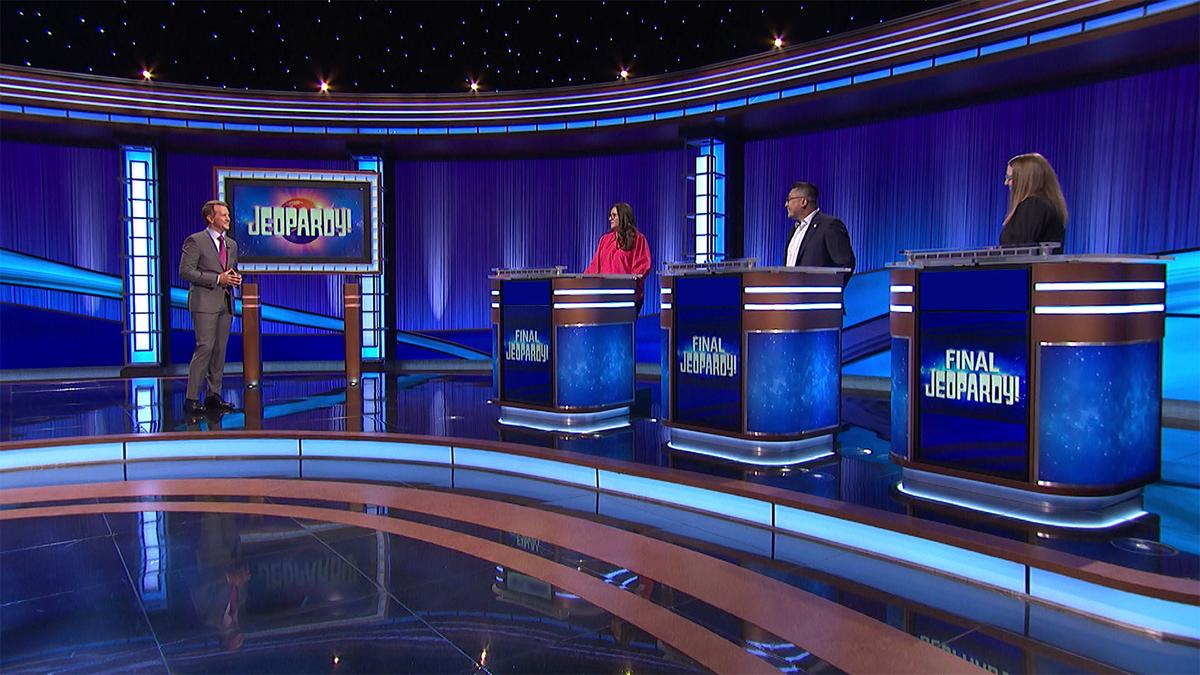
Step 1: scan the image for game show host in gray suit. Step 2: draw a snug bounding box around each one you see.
[179,200,241,416]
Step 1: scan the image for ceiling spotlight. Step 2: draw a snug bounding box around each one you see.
[318,80,330,93]
[773,37,784,48]
[141,69,153,80]
[469,80,480,92]
[618,69,629,79]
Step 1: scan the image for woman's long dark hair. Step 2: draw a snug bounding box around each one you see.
[612,202,637,251]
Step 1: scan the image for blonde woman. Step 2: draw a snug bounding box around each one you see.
[1000,152,1068,248]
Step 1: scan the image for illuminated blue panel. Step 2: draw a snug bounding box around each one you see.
[815,77,852,91]
[508,124,536,132]
[301,439,452,464]
[452,447,596,487]
[556,323,634,408]
[358,127,388,135]
[1038,342,1160,486]
[122,146,161,366]
[388,128,419,135]
[1085,6,1145,30]
[685,103,715,116]
[0,102,23,114]
[853,68,891,84]
[355,155,385,361]
[224,122,257,132]
[448,126,476,135]
[536,122,566,131]
[595,117,624,127]
[980,36,1028,55]
[1166,249,1200,315]
[626,113,655,123]
[892,337,910,458]
[125,438,299,460]
[1029,22,1083,44]
[654,109,684,120]
[597,470,772,526]
[258,124,290,132]
[934,48,977,66]
[0,442,124,470]
[25,106,68,117]
[775,505,1026,592]
[748,92,781,105]
[69,110,109,121]
[1029,568,1200,640]
[893,59,933,75]
[1148,0,1197,14]
[566,120,596,129]
[479,125,508,133]
[1164,317,1200,401]
[715,98,747,111]
[781,84,815,97]
[185,119,221,130]
[746,330,839,434]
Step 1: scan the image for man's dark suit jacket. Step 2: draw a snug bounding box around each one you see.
[785,211,856,281]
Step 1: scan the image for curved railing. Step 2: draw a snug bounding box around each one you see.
[1,430,1196,641]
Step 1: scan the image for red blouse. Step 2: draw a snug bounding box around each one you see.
[584,231,652,303]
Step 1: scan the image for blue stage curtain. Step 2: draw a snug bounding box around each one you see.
[392,149,686,331]
[745,64,1200,272]
[0,139,122,319]
[163,152,355,338]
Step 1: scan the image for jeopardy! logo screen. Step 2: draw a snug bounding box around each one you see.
[916,268,1030,481]
[226,178,372,264]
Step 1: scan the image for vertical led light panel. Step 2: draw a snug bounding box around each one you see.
[688,139,726,263]
[122,146,161,365]
[355,155,385,361]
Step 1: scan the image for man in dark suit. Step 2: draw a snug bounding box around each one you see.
[179,200,241,416]
[783,182,856,281]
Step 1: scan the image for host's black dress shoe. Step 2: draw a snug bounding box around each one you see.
[205,395,237,412]
[183,398,206,415]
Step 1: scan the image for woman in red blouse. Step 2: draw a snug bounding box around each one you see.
[585,202,652,313]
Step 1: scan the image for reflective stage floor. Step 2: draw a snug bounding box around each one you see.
[1,372,1197,673]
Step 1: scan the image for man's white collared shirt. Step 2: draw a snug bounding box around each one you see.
[786,209,819,267]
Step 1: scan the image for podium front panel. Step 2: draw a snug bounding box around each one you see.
[915,266,1031,481]
[498,279,553,407]
[672,274,743,432]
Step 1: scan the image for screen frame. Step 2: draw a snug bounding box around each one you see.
[215,167,382,274]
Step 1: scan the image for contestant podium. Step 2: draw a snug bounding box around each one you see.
[490,268,637,432]
[661,260,849,463]
[889,245,1167,525]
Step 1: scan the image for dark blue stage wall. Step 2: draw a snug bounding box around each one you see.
[163,152,355,364]
[391,149,686,331]
[0,140,124,368]
[744,64,1200,271]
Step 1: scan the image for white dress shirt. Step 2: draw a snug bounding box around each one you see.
[786,208,819,267]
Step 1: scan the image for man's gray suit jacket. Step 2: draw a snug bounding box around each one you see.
[179,230,238,312]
